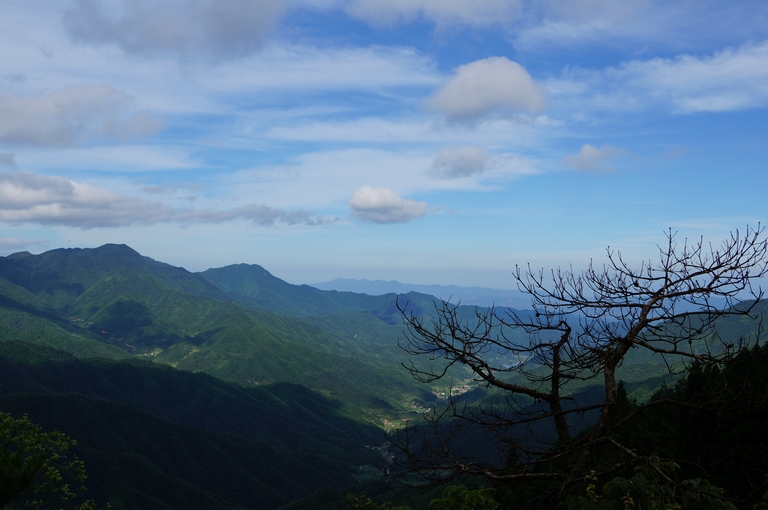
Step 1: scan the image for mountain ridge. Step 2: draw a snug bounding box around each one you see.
[311,278,532,309]
[0,244,440,420]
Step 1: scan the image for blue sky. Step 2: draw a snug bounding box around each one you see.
[1,0,766,287]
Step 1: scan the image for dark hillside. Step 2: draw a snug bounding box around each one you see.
[0,341,382,452]
[0,341,386,509]
[0,393,342,510]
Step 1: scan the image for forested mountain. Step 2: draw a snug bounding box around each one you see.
[0,245,447,508]
[0,341,383,509]
[311,278,532,309]
[1,244,766,509]
[200,264,433,319]
[0,244,439,420]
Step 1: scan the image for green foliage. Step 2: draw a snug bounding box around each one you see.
[427,486,497,510]
[0,412,100,510]
[562,463,737,510]
[347,493,411,510]
[346,486,498,510]
[612,344,768,503]
[0,244,436,419]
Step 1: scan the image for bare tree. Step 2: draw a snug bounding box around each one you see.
[392,226,767,499]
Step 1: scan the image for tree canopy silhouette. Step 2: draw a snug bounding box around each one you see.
[393,226,767,503]
[0,412,99,509]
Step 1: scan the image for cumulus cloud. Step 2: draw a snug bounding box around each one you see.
[348,185,427,223]
[63,0,285,62]
[0,85,164,148]
[426,57,546,122]
[431,146,489,179]
[344,0,523,27]
[0,172,334,228]
[565,144,626,173]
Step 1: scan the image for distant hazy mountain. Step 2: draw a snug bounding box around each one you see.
[311,278,533,309]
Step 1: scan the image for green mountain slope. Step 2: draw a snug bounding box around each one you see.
[200,262,435,322]
[0,244,227,307]
[0,245,436,419]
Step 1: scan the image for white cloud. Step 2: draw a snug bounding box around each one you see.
[19,145,197,173]
[613,41,768,113]
[0,172,173,227]
[564,144,626,173]
[231,149,434,210]
[178,204,338,226]
[513,1,768,52]
[0,172,333,228]
[207,44,439,92]
[344,0,523,27]
[339,0,768,55]
[348,185,427,223]
[426,57,546,122]
[63,0,285,62]
[225,146,542,215]
[431,146,489,179]
[263,115,556,150]
[481,152,540,182]
[514,1,669,50]
[138,182,206,196]
[0,84,164,148]
[550,41,768,114]
[266,117,434,142]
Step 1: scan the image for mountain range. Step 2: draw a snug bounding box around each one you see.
[0,244,445,417]
[311,278,532,309]
[1,243,765,509]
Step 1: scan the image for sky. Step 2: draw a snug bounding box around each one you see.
[0,0,767,287]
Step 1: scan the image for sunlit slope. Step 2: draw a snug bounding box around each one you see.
[200,262,529,366]
[200,262,437,320]
[0,268,129,358]
[1,244,227,308]
[0,245,434,415]
[201,263,373,316]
